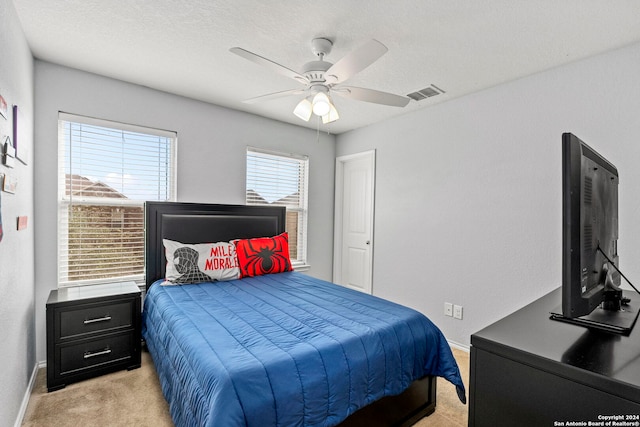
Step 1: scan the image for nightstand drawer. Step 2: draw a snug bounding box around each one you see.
[59,332,135,376]
[58,300,134,339]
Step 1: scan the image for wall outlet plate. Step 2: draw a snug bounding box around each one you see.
[444,302,453,317]
[453,305,463,320]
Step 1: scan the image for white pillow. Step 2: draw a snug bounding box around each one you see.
[163,239,240,284]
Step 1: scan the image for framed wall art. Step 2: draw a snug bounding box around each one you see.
[0,94,7,119]
[12,105,27,164]
[2,136,15,168]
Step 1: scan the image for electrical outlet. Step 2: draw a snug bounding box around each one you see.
[444,302,453,317]
[453,305,463,320]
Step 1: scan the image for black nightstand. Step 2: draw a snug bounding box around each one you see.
[46,282,142,392]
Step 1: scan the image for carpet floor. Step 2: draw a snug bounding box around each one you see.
[22,347,469,426]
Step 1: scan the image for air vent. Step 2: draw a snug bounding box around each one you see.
[584,176,593,205]
[584,224,593,252]
[407,85,445,101]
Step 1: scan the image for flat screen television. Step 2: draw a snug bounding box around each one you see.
[550,132,639,335]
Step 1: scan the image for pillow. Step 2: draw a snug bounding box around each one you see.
[163,239,240,284]
[234,232,293,278]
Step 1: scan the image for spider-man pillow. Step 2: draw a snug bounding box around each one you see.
[233,232,293,278]
[163,239,240,284]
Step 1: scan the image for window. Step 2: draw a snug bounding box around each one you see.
[246,147,309,267]
[58,113,176,287]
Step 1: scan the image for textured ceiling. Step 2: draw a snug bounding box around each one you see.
[11,0,640,134]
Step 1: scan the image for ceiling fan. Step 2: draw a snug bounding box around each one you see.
[230,38,410,124]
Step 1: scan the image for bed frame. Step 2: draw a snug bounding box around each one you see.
[144,201,437,426]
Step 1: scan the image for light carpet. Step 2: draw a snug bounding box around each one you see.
[22,347,469,426]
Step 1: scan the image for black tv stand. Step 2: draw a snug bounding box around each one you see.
[550,290,640,335]
[470,288,640,426]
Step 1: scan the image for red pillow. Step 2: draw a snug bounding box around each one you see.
[234,232,293,278]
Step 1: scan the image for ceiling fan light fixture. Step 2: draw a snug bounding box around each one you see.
[312,92,332,116]
[293,97,313,121]
[322,103,340,124]
[232,38,405,128]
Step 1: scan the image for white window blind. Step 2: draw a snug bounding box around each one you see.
[58,112,176,287]
[246,147,309,267]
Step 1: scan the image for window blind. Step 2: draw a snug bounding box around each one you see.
[58,113,176,287]
[246,147,309,266]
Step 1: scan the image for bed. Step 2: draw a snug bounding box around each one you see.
[142,201,465,427]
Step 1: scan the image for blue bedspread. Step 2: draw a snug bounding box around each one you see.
[142,271,465,427]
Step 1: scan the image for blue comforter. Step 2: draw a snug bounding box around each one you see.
[142,271,465,427]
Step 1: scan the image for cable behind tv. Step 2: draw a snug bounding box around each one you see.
[597,245,640,296]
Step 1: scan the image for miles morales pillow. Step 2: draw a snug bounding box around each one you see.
[163,239,240,284]
[233,232,293,278]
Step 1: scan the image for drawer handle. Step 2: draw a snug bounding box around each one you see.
[84,347,111,359]
[83,315,112,325]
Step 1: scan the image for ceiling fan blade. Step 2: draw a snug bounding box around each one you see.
[335,86,410,107]
[325,39,388,84]
[230,47,308,83]
[242,89,306,104]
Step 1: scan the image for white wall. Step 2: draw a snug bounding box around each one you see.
[0,0,35,425]
[34,61,336,361]
[336,42,640,347]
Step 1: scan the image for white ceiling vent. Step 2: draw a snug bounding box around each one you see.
[407,85,445,101]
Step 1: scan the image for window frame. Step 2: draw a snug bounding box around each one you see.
[245,147,309,269]
[57,112,177,288]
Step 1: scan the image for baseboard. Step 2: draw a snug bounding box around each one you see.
[14,361,45,427]
[448,340,470,352]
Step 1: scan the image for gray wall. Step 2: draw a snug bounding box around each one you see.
[0,0,35,425]
[34,61,336,362]
[336,41,640,347]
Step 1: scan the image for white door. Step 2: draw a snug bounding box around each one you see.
[333,150,375,293]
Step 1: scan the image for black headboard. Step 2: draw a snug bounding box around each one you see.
[144,202,286,288]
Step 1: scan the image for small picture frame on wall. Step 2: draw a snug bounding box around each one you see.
[2,172,17,193]
[12,105,26,165]
[12,105,18,152]
[3,136,15,158]
[0,95,7,119]
[2,136,15,168]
